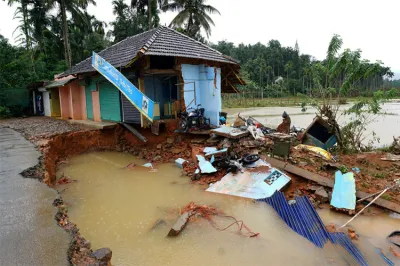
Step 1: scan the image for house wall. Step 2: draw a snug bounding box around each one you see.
[42,91,51,117]
[59,86,71,119]
[50,88,61,117]
[79,85,87,120]
[85,85,94,120]
[92,89,101,122]
[70,81,83,120]
[181,64,221,126]
[99,82,121,122]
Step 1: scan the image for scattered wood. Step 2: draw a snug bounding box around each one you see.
[167,211,194,237]
[390,246,400,258]
[381,154,400,161]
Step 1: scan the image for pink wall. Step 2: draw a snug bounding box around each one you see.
[70,81,82,120]
[59,86,71,119]
[80,85,87,120]
[92,90,101,122]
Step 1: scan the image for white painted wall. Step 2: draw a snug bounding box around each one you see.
[181,64,221,126]
[42,91,51,117]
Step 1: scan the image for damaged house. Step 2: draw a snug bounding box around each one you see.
[52,26,243,128]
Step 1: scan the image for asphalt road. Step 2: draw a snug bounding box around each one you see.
[0,127,69,266]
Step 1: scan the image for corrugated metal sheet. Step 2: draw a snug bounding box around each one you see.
[85,85,94,120]
[376,248,394,266]
[258,192,369,265]
[99,82,121,122]
[121,92,141,124]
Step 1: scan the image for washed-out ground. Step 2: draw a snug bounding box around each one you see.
[1,115,400,265]
[58,151,400,265]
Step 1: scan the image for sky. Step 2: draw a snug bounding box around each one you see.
[0,0,399,77]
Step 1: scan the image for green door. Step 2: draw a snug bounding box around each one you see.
[99,82,121,122]
[85,85,94,120]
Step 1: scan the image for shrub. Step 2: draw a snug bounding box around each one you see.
[0,106,11,118]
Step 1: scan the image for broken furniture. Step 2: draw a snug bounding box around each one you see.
[301,117,337,150]
[268,133,292,158]
[210,126,249,139]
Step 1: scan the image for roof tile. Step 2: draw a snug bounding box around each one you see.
[61,26,237,77]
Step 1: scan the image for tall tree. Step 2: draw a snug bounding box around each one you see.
[131,0,164,29]
[46,0,96,68]
[5,0,32,49]
[162,0,220,38]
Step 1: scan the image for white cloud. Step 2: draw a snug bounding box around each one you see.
[1,0,399,74]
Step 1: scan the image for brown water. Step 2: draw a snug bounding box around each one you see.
[58,151,400,265]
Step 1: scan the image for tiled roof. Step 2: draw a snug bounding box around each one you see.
[61,26,238,77]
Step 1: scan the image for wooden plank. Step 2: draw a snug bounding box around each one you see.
[121,123,147,143]
[265,157,400,213]
[145,69,178,75]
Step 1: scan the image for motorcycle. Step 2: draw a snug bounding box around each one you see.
[178,104,210,132]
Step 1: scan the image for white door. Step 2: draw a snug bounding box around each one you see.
[42,91,51,117]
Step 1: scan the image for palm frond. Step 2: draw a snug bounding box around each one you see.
[327,34,342,67]
[170,9,189,27]
[162,2,182,12]
[200,4,220,15]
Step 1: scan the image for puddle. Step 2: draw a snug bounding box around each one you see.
[58,151,399,265]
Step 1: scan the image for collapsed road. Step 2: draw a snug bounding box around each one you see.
[0,127,70,265]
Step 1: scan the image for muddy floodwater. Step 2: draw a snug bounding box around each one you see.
[224,101,400,147]
[58,152,399,265]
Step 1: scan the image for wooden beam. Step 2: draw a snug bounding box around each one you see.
[138,77,147,128]
[227,80,240,94]
[265,157,400,214]
[221,70,233,83]
[145,69,178,75]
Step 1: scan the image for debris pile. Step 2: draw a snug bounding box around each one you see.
[168,202,259,238]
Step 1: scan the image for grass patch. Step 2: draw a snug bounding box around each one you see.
[377,145,391,153]
[381,194,392,201]
[338,165,349,173]
[374,172,386,179]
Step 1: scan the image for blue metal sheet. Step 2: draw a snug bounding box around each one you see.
[258,192,369,265]
[376,248,394,266]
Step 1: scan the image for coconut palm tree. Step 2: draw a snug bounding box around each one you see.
[131,0,165,29]
[46,0,96,68]
[162,0,220,38]
[113,0,128,19]
[5,0,32,49]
